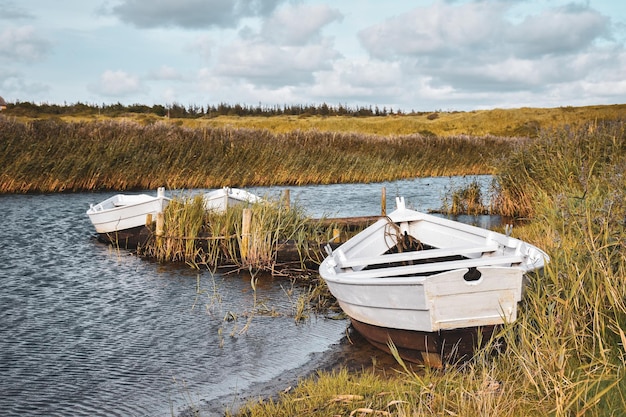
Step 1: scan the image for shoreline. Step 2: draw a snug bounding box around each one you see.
[180,328,402,417]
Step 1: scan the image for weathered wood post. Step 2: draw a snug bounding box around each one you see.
[282,189,290,210]
[155,187,166,246]
[381,187,387,216]
[241,208,252,261]
[156,212,165,247]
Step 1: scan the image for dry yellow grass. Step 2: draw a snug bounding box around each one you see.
[174,104,626,137]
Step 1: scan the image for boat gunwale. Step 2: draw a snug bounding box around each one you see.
[322,257,526,283]
[86,194,169,215]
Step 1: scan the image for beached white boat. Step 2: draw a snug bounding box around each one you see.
[86,187,170,246]
[319,197,549,365]
[203,187,264,212]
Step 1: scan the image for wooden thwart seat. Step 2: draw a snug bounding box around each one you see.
[337,244,500,269]
[343,255,525,279]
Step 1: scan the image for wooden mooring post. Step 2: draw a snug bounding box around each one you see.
[156,211,165,246]
[332,228,341,243]
[381,187,387,216]
[240,208,252,261]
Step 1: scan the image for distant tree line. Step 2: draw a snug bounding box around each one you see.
[3,100,434,118]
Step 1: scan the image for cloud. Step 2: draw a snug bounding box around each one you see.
[211,3,342,87]
[150,65,184,81]
[358,1,506,59]
[311,60,404,101]
[110,0,285,29]
[1,73,50,98]
[0,0,34,20]
[260,4,343,46]
[0,26,51,62]
[506,4,610,57]
[89,70,147,97]
[356,0,619,98]
[214,38,340,87]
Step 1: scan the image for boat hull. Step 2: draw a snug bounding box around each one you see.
[350,318,499,366]
[94,225,154,248]
[325,266,524,333]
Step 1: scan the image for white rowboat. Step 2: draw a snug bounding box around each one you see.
[86,187,170,246]
[203,187,264,212]
[319,197,549,364]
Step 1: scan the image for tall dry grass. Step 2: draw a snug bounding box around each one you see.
[229,120,626,417]
[140,193,335,272]
[0,117,518,193]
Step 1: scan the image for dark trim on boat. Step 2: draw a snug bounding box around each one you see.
[350,318,499,366]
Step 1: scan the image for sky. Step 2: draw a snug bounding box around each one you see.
[1,0,625,112]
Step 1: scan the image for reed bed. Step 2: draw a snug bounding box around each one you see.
[439,179,494,215]
[229,120,626,417]
[0,117,518,193]
[139,194,337,272]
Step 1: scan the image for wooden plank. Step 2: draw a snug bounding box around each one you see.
[337,244,500,268]
[341,255,524,279]
[310,216,382,228]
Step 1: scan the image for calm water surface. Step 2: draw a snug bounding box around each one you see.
[0,176,493,416]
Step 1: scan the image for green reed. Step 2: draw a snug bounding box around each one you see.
[439,179,493,215]
[140,193,336,272]
[0,117,517,193]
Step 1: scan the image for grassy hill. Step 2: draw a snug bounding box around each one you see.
[182,104,626,137]
[4,102,625,137]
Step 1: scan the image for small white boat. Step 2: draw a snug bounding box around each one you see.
[86,187,170,245]
[203,187,264,212]
[319,197,549,365]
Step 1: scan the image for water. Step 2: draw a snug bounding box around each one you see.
[0,176,492,417]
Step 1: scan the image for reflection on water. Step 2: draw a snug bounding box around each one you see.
[0,176,493,417]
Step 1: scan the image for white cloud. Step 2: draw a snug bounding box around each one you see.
[0,26,51,62]
[211,3,343,87]
[358,1,506,58]
[310,59,403,101]
[214,39,340,86]
[353,0,623,107]
[260,4,343,45]
[89,70,147,97]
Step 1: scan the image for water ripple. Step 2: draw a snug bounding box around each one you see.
[0,177,491,416]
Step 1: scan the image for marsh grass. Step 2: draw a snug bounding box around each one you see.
[228,120,626,417]
[0,117,517,193]
[140,193,339,273]
[439,179,493,215]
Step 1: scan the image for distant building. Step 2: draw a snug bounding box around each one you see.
[0,96,6,111]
